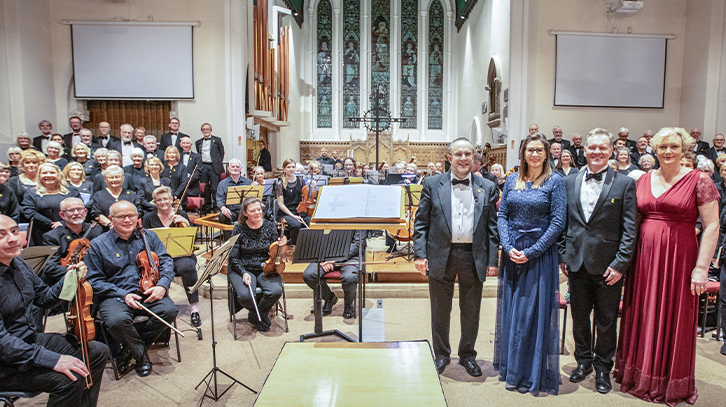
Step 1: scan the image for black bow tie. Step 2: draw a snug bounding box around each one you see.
[172,133,178,136]
[452,178,470,187]
[586,171,605,182]
[99,136,107,140]
[124,142,132,146]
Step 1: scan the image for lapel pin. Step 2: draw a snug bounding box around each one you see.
[478,189,481,193]
[116,253,121,257]
[611,198,615,203]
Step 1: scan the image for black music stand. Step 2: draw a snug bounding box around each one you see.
[190,235,256,405]
[295,228,355,342]
[388,184,422,262]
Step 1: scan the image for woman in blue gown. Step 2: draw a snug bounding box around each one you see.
[494,133,566,395]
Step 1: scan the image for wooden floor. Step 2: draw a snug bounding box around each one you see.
[254,342,446,407]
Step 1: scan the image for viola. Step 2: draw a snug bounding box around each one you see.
[60,221,98,267]
[64,225,96,389]
[135,222,160,292]
[262,220,288,276]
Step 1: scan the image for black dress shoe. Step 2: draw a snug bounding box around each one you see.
[190,312,202,327]
[595,371,612,394]
[322,295,338,316]
[135,352,153,377]
[459,358,482,377]
[569,363,593,383]
[115,347,132,374]
[434,356,450,374]
[343,303,355,319]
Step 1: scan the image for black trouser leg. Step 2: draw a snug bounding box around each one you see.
[174,256,199,305]
[720,266,726,338]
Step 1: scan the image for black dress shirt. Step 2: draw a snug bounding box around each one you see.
[41,222,103,285]
[216,176,253,211]
[0,184,20,222]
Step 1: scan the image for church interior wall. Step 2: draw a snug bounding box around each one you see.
[525,0,689,142]
[275,8,306,164]
[454,0,509,146]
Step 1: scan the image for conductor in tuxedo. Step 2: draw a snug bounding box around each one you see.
[413,137,500,377]
[195,123,225,207]
[558,128,637,394]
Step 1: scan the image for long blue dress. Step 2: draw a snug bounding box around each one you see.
[494,172,566,395]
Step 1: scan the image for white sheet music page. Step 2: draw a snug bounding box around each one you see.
[313,185,403,222]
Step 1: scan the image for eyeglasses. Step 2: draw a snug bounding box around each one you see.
[112,214,138,220]
[525,148,546,155]
[157,197,172,203]
[63,208,86,214]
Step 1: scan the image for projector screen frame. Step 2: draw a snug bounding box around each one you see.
[551,31,674,110]
[67,21,200,100]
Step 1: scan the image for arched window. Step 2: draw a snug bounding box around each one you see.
[428,0,444,130]
[316,0,332,128]
[342,0,361,128]
[371,0,391,111]
[400,0,418,129]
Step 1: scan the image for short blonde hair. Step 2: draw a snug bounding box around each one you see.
[102,165,125,180]
[650,127,694,152]
[144,156,165,174]
[152,185,173,201]
[7,146,22,160]
[19,150,46,173]
[93,148,108,160]
[72,142,91,158]
[164,146,180,162]
[63,161,86,183]
[44,141,64,157]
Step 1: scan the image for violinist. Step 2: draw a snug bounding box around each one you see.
[142,186,201,328]
[276,158,310,247]
[216,158,252,226]
[0,214,109,406]
[85,201,177,377]
[308,161,321,176]
[343,157,356,177]
[228,197,285,332]
[398,163,419,185]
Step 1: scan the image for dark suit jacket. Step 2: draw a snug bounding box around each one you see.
[258,148,272,171]
[93,135,118,151]
[548,138,571,150]
[695,140,710,155]
[413,172,500,282]
[705,147,726,169]
[177,152,202,197]
[62,132,77,149]
[160,132,188,151]
[32,135,52,151]
[559,167,637,275]
[568,145,587,168]
[195,136,225,174]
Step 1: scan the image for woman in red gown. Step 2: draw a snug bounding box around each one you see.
[615,127,720,406]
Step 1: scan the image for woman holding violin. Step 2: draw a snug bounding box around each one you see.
[141,186,201,327]
[276,158,310,246]
[228,197,285,332]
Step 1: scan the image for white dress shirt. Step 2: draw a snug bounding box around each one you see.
[171,133,178,148]
[182,151,191,167]
[201,138,212,163]
[121,141,134,167]
[71,133,81,147]
[40,135,51,151]
[451,173,475,243]
[580,167,606,222]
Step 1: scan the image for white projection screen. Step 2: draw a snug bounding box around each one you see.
[554,34,667,108]
[71,23,194,99]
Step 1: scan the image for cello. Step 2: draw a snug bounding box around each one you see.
[64,234,96,388]
[262,220,288,276]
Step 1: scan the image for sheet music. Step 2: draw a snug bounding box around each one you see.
[314,185,402,220]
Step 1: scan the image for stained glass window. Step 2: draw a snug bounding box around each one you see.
[342,0,360,128]
[428,0,444,130]
[371,0,390,112]
[316,0,333,128]
[400,0,418,129]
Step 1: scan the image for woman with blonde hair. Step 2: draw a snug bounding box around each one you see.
[22,163,79,245]
[251,166,266,186]
[44,141,68,170]
[71,142,96,178]
[137,156,170,203]
[275,158,309,246]
[615,127,720,406]
[15,132,33,151]
[490,163,506,191]
[64,161,94,210]
[7,150,45,213]
[161,146,184,193]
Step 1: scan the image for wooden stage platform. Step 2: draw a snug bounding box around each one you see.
[254,341,446,407]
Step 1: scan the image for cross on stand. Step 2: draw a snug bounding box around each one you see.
[347,91,407,168]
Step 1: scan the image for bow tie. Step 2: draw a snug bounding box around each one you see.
[172,133,178,136]
[124,142,132,146]
[452,178,470,187]
[586,171,605,182]
[99,136,108,140]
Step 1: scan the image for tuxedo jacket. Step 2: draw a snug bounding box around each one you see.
[558,167,637,275]
[160,132,188,151]
[568,145,587,168]
[695,140,710,155]
[32,135,51,151]
[413,171,500,282]
[705,147,725,168]
[62,132,77,149]
[195,136,225,174]
[93,135,119,151]
[548,138,571,150]
[176,152,202,197]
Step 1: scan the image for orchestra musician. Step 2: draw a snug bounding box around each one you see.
[302,232,363,319]
[0,214,109,407]
[85,200,178,377]
[308,161,322,176]
[142,186,201,327]
[228,197,285,332]
[251,166,266,186]
[276,158,310,247]
[216,158,252,227]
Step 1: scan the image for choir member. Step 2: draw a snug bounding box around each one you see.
[7,146,22,177]
[16,132,34,151]
[137,157,170,203]
[0,162,11,185]
[92,150,135,194]
[7,150,44,221]
[44,141,68,170]
[71,142,97,178]
[161,146,184,193]
[0,173,20,221]
[123,148,147,186]
[22,163,80,246]
[91,165,143,229]
[63,162,94,211]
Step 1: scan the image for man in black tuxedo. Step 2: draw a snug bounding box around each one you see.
[141,135,165,164]
[176,136,201,198]
[705,133,726,169]
[414,137,499,377]
[33,120,54,151]
[548,125,570,150]
[568,133,587,168]
[559,128,637,394]
[160,117,187,151]
[616,127,637,152]
[94,121,117,151]
[690,128,710,155]
[62,116,83,149]
[195,123,225,207]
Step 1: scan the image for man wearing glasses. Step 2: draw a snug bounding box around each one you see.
[85,201,177,377]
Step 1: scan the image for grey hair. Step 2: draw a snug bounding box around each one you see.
[120,123,134,133]
[619,127,629,134]
[44,141,64,156]
[447,137,474,154]
[143,135,157,143]
[59,197,84,212]
[552,125,562,133]
[131,148,145,158]
[697,156,714,173]
[93,148,108,159]
[106,150,122,161]
[585,128,615,148]
[102,165,125,179]
[79,128,93,136]
[228,157,242,167]
[108,200,137,217]
[7,146,22,158]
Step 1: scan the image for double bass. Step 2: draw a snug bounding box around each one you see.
[262,220,288,276]
[64,227,96,389]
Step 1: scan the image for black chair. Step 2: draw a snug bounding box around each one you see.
[228,280,288,339]
[0,392,40,407]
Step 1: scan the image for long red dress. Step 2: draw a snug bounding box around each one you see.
[615,170,719,406]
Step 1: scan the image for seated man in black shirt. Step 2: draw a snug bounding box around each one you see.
[0,214,109,407]
[85,201,177,377]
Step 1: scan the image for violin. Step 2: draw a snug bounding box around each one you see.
[173,165,197,227]
[135,222,160,292]
[61,221,98,267]
[262,220,288,276]
[64,230,96,389]
[296,170,319,216]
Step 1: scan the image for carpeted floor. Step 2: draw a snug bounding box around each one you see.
[17,279,726,407]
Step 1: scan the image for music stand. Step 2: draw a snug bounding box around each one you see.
[21,246,59,274]
[262,179,277,196]
[190,235,257,405]
[328,177,363,185]
[295,228,356,342]
[225,185,264,206]
[388,184,422,261]
[150,227,197,258]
